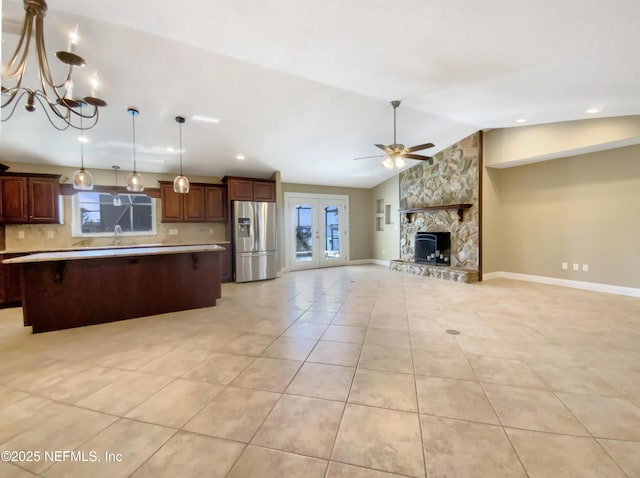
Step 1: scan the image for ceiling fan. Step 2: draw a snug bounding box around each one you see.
[354,100,435,169]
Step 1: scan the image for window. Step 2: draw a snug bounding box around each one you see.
[71,192,156,237]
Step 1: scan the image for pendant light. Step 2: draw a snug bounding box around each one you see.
[112,165,122,206]
[126,107,144,192]
[173,115,190,194]
[72,107,94,190]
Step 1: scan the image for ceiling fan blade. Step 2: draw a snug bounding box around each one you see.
[375,144,391,153]
[403,153,433,162]
[353,154,385,160]
[405,142,435,153]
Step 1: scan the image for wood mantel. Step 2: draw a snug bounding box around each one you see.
[399,203,472,223]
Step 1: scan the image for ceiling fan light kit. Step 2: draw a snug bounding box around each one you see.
[355,100,435,170]
[1,0,108,130]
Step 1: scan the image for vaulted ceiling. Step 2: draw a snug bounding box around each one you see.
[2,0,639,188]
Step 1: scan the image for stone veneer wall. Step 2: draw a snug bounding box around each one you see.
[399,131,481,270]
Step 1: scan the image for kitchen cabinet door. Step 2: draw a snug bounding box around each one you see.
[205,186,226,222]
[219,248,232,283]
[160,183,184,222]
[28,177,60,223]
[253,181,276,202]
[0,254,24,305]
[0,177,29,223]
[227,178,254,201]
[183,185,205,222]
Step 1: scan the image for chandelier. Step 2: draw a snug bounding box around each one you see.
[1,0,107,130]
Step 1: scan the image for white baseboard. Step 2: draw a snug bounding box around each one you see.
[482,272,502,280]
[348,259,374,265]
[483,271,640,298]
[369,259,391,266]
[281,258,394,270]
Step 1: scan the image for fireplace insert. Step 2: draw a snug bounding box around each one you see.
[415,232,451,266]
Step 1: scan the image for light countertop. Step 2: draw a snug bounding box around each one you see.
[2,244,226,264]
[0,241,231,255]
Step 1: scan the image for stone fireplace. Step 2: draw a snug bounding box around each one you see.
[391,131,482,283]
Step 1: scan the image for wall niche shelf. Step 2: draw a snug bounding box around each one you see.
[399,203,472,223]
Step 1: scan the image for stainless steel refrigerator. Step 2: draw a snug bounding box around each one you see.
[233,201,278,282]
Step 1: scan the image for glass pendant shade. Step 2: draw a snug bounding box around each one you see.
[173,115,190,193]
[382,157,393,169]
[72,168,94,190]
[126,107,144,192]
[394,156,405,168]
[72,106,93,190]
[126,171,144,192]
[173,175,190,194]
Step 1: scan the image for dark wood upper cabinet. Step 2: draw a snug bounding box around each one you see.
[183,185,205,221]
[205,186,226,222]
[28,177,60,223]
[159,183,184,222]
[253,181,276,202]
[0,173,60,224]
[159,182,225,223]
[0,177,29,223]
[224,177,276,202]
[227,178,254,201]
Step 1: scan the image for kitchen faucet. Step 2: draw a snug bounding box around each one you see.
[114,225,123,246]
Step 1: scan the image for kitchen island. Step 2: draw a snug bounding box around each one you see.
[3,244,226,333]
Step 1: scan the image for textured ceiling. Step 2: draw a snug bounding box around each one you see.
[2,0,639,187]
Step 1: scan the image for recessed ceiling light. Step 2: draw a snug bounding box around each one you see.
[78,136,89,143]
[236,154,245,160]
[191,115,221,124]
[586,107,601,114]
[166,147,174,152]
[515,118,527,124]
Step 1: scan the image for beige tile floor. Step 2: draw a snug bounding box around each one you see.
[0,265,639,477]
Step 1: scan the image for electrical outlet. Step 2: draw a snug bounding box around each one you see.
[572,263,579,271]
[561,262,568,270]
[169,229,178,236]
[209,228,214,234]
[47,231,54,239]
[382,249,386,256]
[582,264,589,272]
[18,231,25,239]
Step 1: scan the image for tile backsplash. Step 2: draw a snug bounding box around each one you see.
[4,197,228,252]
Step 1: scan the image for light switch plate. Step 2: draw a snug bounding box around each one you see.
[169,229,178,236]
[572,263,579,271]
[18,231,25,239]
[561,262,568,270]
[47,231,55,238]
[582,264,589,272]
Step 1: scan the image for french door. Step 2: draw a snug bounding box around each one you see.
[284,193,349,270]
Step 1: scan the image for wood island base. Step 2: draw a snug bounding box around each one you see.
[6,246,224,333]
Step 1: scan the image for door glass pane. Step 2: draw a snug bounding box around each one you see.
[295,204,313,262]
[324,205,340,259]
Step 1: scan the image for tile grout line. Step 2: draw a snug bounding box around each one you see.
[322,301,372,478]
[457,332,532,478]
[552,390,633,477]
